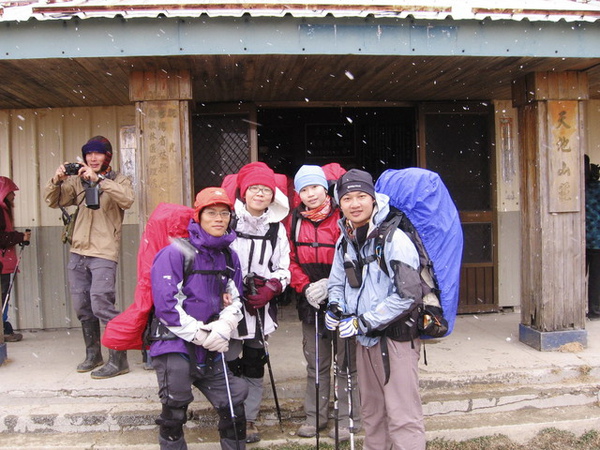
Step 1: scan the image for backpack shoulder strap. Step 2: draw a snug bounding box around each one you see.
[174,238,234,282]
[373,208,403,277]
[292,210,336,249]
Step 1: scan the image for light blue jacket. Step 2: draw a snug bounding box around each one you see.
[328,193,420,347]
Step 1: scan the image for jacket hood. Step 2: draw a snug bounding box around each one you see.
[234,185,289,224]
[0,177,18,203]
[187,219,237,251]
[367,192,391,235]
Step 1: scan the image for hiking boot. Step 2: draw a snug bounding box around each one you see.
[297,423,326,438]
[91,349,129,379]
[4,332,22,342]
[328,426,352,442]
[246,421,260,443]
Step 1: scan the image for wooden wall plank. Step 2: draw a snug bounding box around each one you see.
[0,110,9,176]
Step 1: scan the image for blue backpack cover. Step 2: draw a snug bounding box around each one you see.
[375,168,463,336]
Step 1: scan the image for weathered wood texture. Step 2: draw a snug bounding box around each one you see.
[517,72,587,331]
[513,71,589,107]
[1,54,599,110]
[131,70,194,225]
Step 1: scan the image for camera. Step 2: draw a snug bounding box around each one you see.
[85,183,100,210]
[64,163,84,176]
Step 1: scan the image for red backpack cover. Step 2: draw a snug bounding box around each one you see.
[102,203,194,350]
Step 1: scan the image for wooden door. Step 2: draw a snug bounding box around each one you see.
[419,103,497,313]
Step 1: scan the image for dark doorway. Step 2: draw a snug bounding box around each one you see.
[256,107,417,179]
[419,102,497,313]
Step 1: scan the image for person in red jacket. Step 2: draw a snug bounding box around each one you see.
[0,176,31,342]
[287,165,360,442]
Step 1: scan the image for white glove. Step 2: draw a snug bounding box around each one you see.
[325,310,341,331]
[191,327,210,346]
[202,311,239,353]
[339,316,359,338]
[305,278,329,309]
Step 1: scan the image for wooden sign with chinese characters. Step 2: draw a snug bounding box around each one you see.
[547,101,580,213]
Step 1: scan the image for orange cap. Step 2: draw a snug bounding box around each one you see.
[193,187,233,222]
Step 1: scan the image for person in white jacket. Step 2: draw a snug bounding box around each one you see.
[225,161,291,443]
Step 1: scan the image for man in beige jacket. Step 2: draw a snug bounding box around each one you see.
[44,136,134,379]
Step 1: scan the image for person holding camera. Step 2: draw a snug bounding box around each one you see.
[44,136,134,379]
[0,176,31,342]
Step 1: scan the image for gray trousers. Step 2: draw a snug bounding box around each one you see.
[356,338,425,450]
[302,320,360,429]
[153,352,248,450]
[226,338,264,422]
[67,253,120,324]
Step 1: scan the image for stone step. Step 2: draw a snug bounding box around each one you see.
[1,404,599,449]
[2,371,598,435]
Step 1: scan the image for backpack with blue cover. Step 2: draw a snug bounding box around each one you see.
[374,167,463,338]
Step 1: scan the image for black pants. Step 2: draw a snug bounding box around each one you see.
[1,273,13,334]
[587,249,600,317]
[153,352,249,449]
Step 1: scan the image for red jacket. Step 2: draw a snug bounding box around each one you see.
[286,203,340,323]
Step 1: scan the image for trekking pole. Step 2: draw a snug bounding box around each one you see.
[255,309,284,432]
[314,309,320,449]
[344,337,356,450]
[332,331,340,449]
[2,232,29,317]
[221,353,241,450]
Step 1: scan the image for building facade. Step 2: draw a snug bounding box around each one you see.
[1,1,600,349]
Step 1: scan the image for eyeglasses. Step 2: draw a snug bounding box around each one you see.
[247,185,273,196]
[203,210,232,219]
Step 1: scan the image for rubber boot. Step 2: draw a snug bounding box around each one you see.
[76,319,103,373]
[91,348,130,379]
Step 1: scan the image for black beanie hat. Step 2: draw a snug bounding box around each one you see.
[336,169,376,200]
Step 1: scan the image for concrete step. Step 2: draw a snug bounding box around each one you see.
[1,404,600,449]
[2,367,599,438]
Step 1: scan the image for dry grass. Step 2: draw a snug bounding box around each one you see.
[262,428,600,449]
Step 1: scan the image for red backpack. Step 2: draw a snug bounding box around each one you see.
[102,203,194,350]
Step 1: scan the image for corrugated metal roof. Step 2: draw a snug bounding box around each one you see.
[1,0,600,23]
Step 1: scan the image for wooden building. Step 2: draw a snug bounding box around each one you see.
[1,0,600,350]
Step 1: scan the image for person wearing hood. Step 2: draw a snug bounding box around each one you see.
[226,161,291,443]
[325,169,426,449]
[0,176,31,342]
[44,136,134,378]
[150,187,248,450]
[287,165,360,441]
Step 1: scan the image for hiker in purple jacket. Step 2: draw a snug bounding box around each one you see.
[150,187,248,450]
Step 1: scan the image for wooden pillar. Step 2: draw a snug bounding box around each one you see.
[129,70,193,226]
[512,71,588,350]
